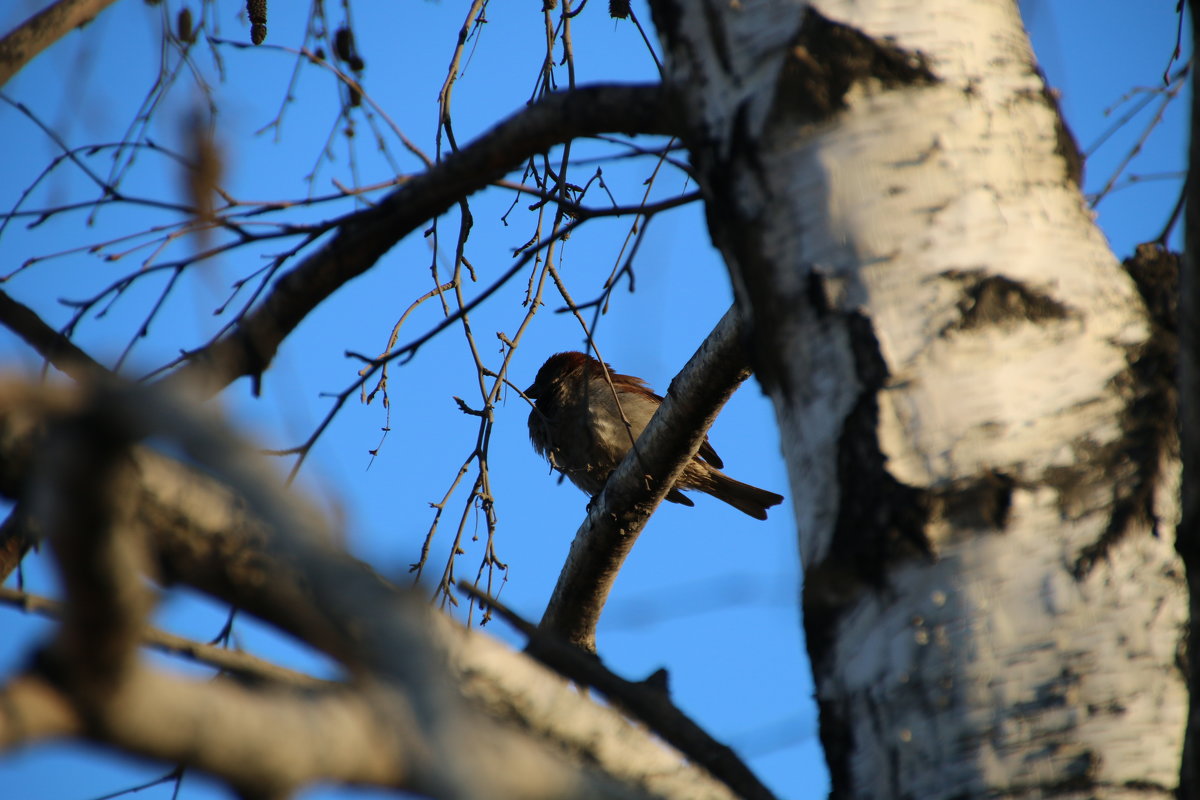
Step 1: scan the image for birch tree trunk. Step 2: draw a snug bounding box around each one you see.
[652,0,1188,797]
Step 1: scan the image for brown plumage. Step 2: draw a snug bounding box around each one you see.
[525,351,784,520]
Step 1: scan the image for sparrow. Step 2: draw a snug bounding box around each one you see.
[524,351,784,519]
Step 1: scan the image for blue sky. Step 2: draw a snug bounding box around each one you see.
[0,1,1188,799]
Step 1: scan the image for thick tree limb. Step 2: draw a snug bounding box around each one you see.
[0,673,81,745]
[15,666,443,795]
[538,306,753,652]
[165,83,682,399]
[0,290,109,579]
[0,0,121,89]
[28,422,441,796]
[0,381,739,800]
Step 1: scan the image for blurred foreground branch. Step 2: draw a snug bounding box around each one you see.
[0,0,121,88]
[0,378,740,799]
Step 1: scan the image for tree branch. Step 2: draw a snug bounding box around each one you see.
[0,673,81,746]
[0,380,740,800]
[467,581,778,800]
[0,0,121,89]
[538,306,754,651]
[164,82,682,399]
[0,586,325,688]
[0,291,111,579]
[0,289,106,382]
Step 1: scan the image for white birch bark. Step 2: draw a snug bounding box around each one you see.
[652,0,1187,796]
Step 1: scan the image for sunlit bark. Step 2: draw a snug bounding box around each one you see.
[653,0,1187,796]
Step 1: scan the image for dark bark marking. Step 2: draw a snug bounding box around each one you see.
[1180,7,1200,796]
[769,7,937,126]
[690,100,780,396]
[1126,243,1179,333]
[928,471,1015,534]
[997,752,1102,798]
[806,270,832,317]
[1010,667,1080,718]
[1071,246,1178,578]
[804,311,931,676]
[1023,67,1084,187]
[830,312,933,573]
[812,695,855,800]
[940,270,1072,333]
[699,0,734,76]
[802,317,1024,800]
[1047,88,1085,189]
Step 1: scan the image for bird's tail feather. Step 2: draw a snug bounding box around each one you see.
[705,472,784,520]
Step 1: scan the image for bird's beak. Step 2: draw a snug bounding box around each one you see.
[523,382,539,400]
